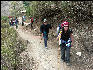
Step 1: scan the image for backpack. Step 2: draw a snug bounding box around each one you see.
[57,24,62,36]
[58,30,62,45]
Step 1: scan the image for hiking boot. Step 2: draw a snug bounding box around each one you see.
[45,47,48,49]
[66,62,70,66]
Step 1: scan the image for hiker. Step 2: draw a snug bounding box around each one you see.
[12,18,15,26]
[22,15,26,26]
[40,18,52,49]
[30,17,34,29]
[8,16,12,26]
[11,18,14,26]
[57,22,64,50]
[15,17,19,29]
[57,21,74,66]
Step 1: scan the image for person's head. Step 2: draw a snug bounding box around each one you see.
[63,21,69,31]
[43,18,47,25]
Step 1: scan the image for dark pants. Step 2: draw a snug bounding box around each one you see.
[22,22,24,26]
[43,34,48,47]
[9,22,11,26]
[60,44,71,63]
[30,23,33,28]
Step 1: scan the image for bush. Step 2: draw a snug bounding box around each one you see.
[1,16,27,70]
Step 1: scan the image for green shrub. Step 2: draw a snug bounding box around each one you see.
[1,16,27,70]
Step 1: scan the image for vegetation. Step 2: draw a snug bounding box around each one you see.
[22,1,93,23]
[1,1,93,70]
[9,1,93,24]
[1,16,27,70]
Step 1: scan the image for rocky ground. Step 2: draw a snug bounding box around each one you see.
[14,25,75,70]
[17,18,93,70]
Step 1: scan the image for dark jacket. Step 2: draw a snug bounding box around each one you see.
[61,29,73,41]
[40,24,52,34]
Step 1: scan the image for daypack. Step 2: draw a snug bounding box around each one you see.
[57,24,62,36]
[58,30,62,45]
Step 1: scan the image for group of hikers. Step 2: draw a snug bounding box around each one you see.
[8,15,35,29]
[40,18,74,66]
[8,16,19,29]
[8,15,74,66]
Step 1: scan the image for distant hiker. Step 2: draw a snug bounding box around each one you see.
[12,18,15,26]
[57,22,64,50]
[11,18,14,26]
[57,21,74,66]
[15,17,19,29]
[40,18,52,49]
[30,17,34,29]
[22,15,26,26]
[8,16,12,26]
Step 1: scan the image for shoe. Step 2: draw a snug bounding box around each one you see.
[45,47,48,49]
[61,59,65,63]
[66,63,70,66]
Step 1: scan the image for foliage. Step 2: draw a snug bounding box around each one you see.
[10,1,24,16]
[1,16,27,70]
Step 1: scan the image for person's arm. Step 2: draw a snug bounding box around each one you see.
[70,33,74,46]
[56,32,61,41]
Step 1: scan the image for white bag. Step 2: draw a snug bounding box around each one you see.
[57,26,60,35]
[59,39,61,45]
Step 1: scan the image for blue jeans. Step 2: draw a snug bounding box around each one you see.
[60,44,71,63]
[43,34,48,47]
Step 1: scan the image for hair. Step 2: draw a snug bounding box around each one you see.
[62,26,69,34]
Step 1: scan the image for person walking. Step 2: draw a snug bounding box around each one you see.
[8,16,12,26]
[57,21,74,66]
[30,17,34,29]
[40,18,52,49]
[22,15,26,26]
[57,22,64,50]
[15,17,19,29]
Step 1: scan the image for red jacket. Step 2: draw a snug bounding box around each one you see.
[30,17,33,23]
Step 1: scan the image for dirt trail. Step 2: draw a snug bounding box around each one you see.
[14,21,74,70]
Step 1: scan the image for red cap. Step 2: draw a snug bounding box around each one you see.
[63,21,69,26]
